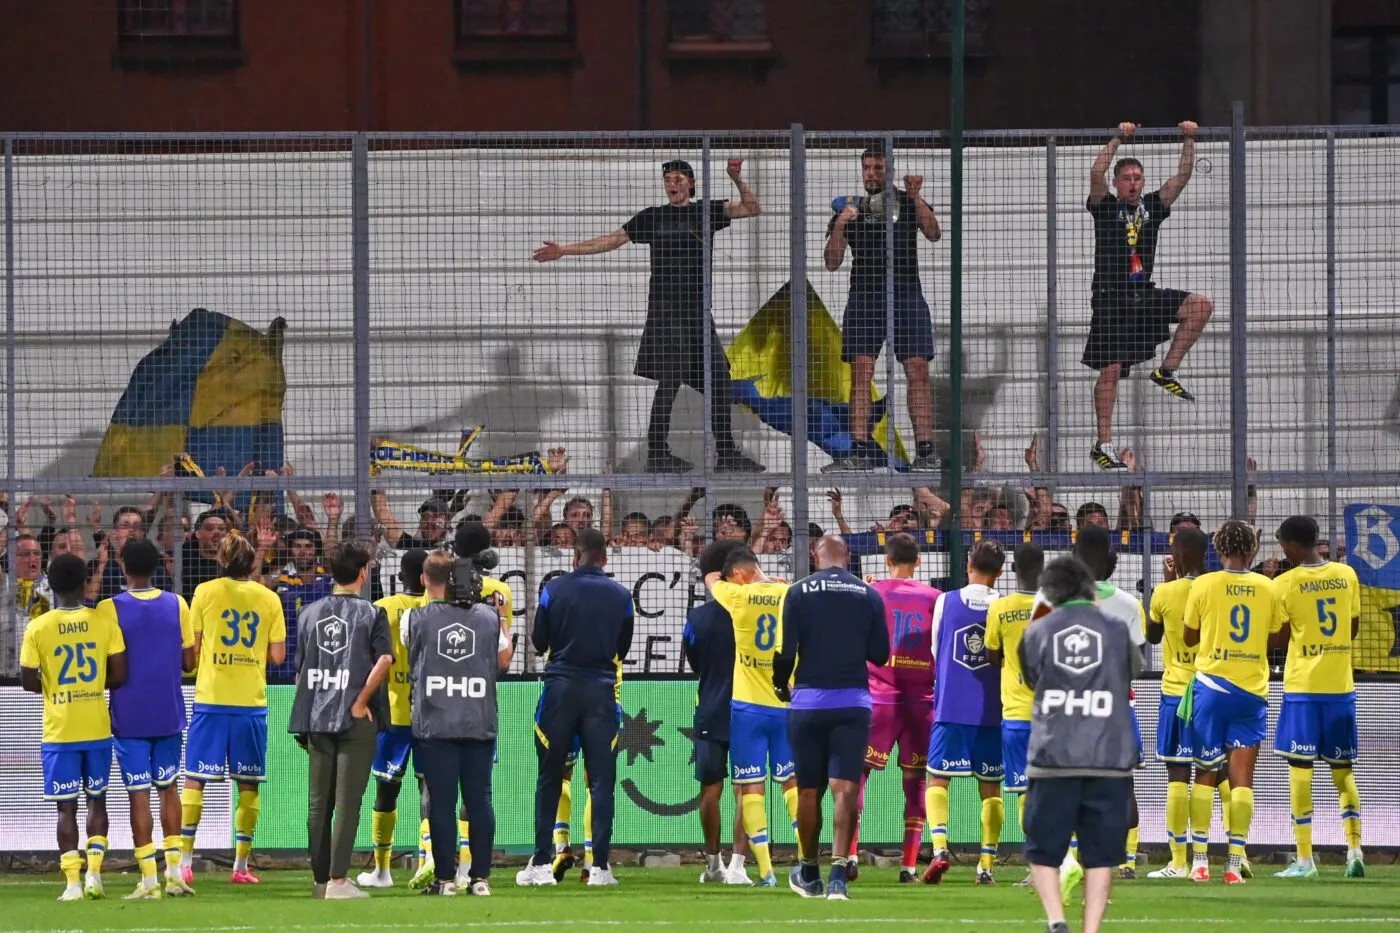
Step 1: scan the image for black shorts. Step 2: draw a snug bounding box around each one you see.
[1082,285,1190,371]
[1023,775,1132,869]
[841,290,936,363]
[788,707,871,788]
[694,737,730,786]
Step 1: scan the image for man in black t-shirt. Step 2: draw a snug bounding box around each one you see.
[533,159,763,475]
[1084,121,1214,472]
[823,145,943,472]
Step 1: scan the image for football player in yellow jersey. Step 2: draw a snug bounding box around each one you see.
[179,534,287,887]
[1270,515,1365,880]
[1145,526,1224,879]
[705,544,797,889]
[359,549,429,890]
[20,554,129,902]
[1181,520,1286,886]
[984,543,1043,888]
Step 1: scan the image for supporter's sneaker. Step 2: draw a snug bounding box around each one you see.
[1274,859,1318,879]
[789,868,824,898]
[408,858,435,889]
[921,850,952,885]
[123,882,162,900]
[1118,866,1138,881]
[229,869,260,885]
[514,861,557,887]
[975,869,996,885]
[1346,857,1366,879]
[587,866,619,886]
[1223,869,1246,886]
[1151,368,1195,401]
[551,848,576,883]
[899,868,919,884]
[821,449,878,472]
[1091,442,1127,471]
[909,452,943,472]
[716,450,765,474]
[1147,864,1188,879]
[469,879,492,897]
[645,450,694,474]
[1189,864,1211,883]
[357,869,393,888]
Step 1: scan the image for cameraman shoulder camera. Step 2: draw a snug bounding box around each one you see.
[452,521,513,634]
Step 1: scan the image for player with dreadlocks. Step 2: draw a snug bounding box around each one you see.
[1180,520,1287,886]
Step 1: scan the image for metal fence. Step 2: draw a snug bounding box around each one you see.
[2,116,1400,679]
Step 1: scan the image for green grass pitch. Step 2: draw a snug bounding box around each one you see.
[1,864,1397,932]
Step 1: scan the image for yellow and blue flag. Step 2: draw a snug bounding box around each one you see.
[93,308,287,507]
[1344,503,1400,672]
[727,281,909,467]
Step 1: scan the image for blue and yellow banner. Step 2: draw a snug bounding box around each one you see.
[93,309,287,507]
[1344,503,1400,672]
[727,280,909,467]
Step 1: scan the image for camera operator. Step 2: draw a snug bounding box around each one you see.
[402,539,513,897]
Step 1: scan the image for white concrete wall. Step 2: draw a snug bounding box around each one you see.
[6,137,1398,533]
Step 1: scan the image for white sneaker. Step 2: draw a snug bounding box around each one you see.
[356,869,394,888]
[58,884,84,902]
[83,874,105,900]
[164,873,195,897]
[700,867,728,883]
[1147,864,1189,879]
[725,866,751,885]
[324,880,369,899]
[515,861,558,887]
[469,879,491,896]
[587,866,619,886]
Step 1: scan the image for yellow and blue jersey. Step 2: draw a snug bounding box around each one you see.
[1185,570,1284,698]
[1274,561,1360,696]
[376,591,426,728]
[190,577,286,712]
[1150,576,1198,698]
[984,591,1036,722]
[20,606,126,746]
[712,580,788,711]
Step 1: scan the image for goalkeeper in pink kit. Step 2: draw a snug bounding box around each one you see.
[850,533,940,882]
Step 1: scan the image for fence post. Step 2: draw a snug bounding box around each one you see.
[352,134,372,530]
[1325,129,1338,551]
[3,136,16,650]
[701,134,714,487]
[947,0,967,586]
[1228,102,1249,519]
[1045,136,1059,472]
[791,125,809,570]
[884,131,897,471]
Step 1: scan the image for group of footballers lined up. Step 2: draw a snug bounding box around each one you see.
[18,508,1368,903]
[681,513,1365,896]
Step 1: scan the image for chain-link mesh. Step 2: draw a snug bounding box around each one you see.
[1,125,1398,853]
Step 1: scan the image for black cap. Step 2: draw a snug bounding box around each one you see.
[1170,511,1201,530]
[419,498,451,516]
[661,159,695,181]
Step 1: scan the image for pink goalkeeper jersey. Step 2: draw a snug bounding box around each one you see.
[868,578,940,704]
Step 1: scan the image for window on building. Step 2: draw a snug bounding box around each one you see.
[1332,27,1400,124]
[871,0,990,58]
[118,0,239,40]
[668,0,772,49]
[457,0,572,40]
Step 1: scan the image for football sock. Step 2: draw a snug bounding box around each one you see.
[86,835,107,879]
[1227,787,1254,872]
[372,810,396,872]
[180,785,204,858]
[902,771,926,870]
[1190,783,1214,863]
[978,796,1004,871]
[1333,768,1362,850]
[233,789,260,872]
[457,819,471,874]
[1290,767,1314,863]
[554,779,572,851]
[926,784,950,853]
[162,834,183,877]
[740,793,772,879]
[134,843,159,888]
[783,785,801,860]
[1166,781,1189,868]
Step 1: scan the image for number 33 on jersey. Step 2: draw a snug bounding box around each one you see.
[191,577,287,710]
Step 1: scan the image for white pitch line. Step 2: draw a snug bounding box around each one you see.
[7,918,1400,932]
